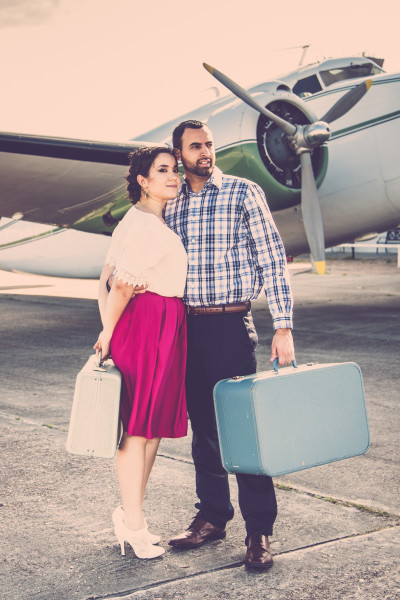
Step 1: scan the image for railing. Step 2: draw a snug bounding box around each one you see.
[327,243,400,267]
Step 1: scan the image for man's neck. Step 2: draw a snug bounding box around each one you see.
[184,171,212,194]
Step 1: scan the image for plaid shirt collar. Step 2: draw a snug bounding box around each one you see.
[180,166,223,196]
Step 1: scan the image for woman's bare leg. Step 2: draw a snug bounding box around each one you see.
[141,437,161,503]
[116,435,148,530]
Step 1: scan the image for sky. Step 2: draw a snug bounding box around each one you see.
[1,0,399,141]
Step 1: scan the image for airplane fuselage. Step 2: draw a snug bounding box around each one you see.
[1,57,399,277]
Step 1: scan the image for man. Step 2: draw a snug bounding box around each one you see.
[165,120,295,570]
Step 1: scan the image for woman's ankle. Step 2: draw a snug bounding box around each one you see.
[123,513,145,531]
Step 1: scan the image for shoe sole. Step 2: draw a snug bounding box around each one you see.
[244,560,273,571]
[169,531,226,549]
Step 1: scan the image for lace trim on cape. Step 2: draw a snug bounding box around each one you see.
[105,256,117,269]
[114,267,148,288]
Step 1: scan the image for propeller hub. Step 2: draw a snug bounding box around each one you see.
[287,121,330,155]
[304,121,331,147]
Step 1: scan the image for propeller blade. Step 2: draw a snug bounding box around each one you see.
[300,152,326,274]
[203,63,296,136]
[320,79,372,124]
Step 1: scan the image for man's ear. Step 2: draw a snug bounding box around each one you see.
[173,148,181,161]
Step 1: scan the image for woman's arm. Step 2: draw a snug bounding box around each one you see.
[98,262,114,326]
[94,278,133,359]
[98,262,148,328]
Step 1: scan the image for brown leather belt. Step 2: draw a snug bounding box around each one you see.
[187,301,250,316]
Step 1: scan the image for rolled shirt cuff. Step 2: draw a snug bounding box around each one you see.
[272,315,293,330]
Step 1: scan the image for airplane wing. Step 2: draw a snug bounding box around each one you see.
[0,132,156,231]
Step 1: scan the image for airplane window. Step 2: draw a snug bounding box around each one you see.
[292,75,323,97]
[320,63,382,86]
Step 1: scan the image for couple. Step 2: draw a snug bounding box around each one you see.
[94,120,295,569]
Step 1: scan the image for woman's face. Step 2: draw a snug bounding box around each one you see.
[141,153,180,202]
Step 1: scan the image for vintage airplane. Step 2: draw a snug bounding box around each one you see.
[0,53,399,277]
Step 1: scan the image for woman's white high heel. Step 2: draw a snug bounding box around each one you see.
[143,517,161,545]
[113,506,161,544]
[112,507,164,559]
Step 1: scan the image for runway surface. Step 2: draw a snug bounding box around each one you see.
[0,258,399,600]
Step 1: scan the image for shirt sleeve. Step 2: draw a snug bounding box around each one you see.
[242,182,293,329]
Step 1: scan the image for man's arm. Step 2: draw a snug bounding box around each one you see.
[243,183,295,365]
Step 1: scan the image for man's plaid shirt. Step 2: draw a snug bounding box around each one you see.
[165,167,293,330]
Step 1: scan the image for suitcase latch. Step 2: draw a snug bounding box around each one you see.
[231,376,244,380]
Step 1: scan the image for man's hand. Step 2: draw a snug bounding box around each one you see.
[107,273,147,297]
[270,328,295,366]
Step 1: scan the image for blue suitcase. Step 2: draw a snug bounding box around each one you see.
[213,361,369,477]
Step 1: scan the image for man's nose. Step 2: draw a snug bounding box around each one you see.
[200,145,211,157]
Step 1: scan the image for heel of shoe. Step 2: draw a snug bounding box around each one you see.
[118,538,126,556]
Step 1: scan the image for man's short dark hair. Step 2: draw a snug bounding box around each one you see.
[172,120,206,151]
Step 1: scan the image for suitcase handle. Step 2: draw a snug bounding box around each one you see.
[93,350,106,372]
[273,357,298,373]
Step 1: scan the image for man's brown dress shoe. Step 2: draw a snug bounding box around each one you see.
[244,532,273,570]
[168,515,226,549]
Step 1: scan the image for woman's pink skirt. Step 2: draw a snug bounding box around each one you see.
[110,291,187,439]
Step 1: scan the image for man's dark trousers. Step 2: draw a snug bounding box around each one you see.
[185,310,277,539]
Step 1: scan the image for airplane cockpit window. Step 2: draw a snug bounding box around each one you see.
[292,74,323,97]
[320,62,383,86]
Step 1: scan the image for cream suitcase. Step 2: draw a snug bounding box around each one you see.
[67,354,122,458]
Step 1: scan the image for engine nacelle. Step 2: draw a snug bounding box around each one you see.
[206,86,328,212]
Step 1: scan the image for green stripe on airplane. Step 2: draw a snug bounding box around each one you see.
[71,141,329,234]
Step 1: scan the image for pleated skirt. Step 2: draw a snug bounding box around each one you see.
[110,291,187,439]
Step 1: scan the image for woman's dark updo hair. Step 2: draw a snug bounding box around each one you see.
[126,146,176,204]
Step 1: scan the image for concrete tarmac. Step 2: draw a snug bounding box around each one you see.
[0,258,399,600]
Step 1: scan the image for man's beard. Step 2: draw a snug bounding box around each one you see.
[181,156,214,178]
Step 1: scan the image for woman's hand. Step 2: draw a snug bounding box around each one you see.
[94,330,112,361]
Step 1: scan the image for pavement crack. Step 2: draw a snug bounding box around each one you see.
[83,525,400,600]
[83,561,244,600]
[2,414,398,522]
[275,523,399,556]
[274,481,400,520]
[157,452,194,465]
[158,453,400,521]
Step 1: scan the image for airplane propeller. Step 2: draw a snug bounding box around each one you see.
[203,63,372,274]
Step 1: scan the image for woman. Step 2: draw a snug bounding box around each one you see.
[94,147,187,560]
